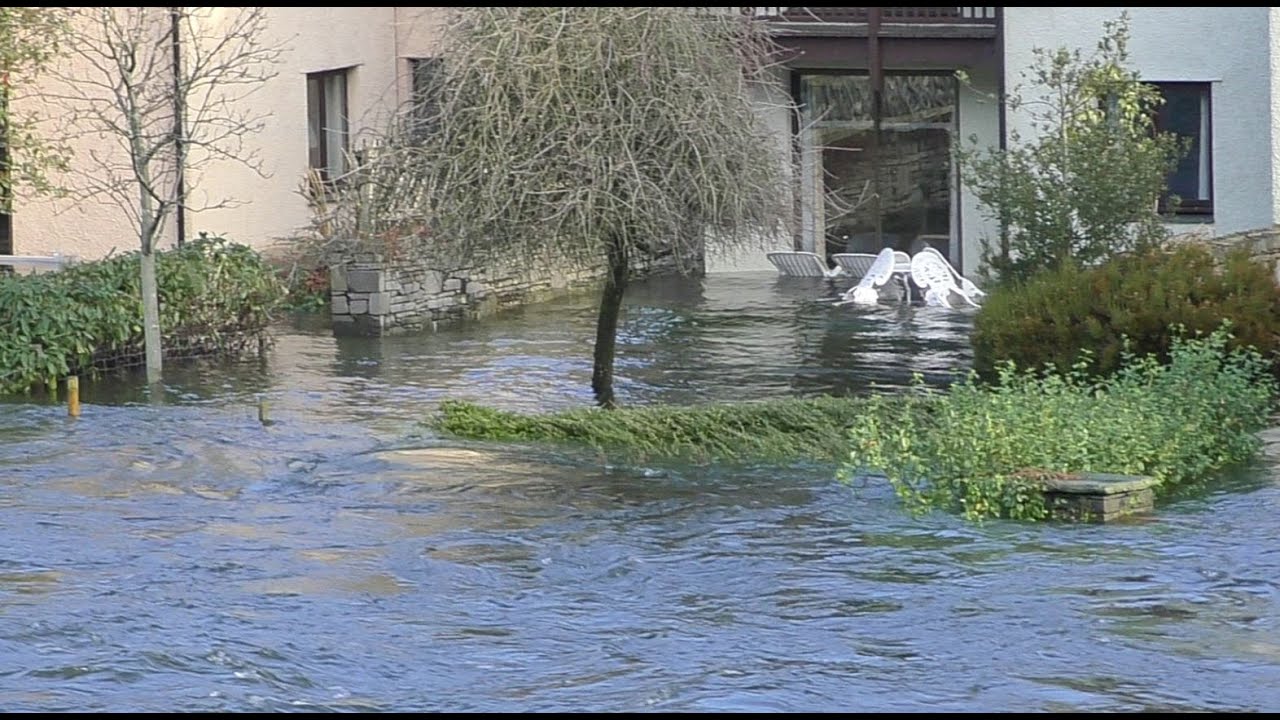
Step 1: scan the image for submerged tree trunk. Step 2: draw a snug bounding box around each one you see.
[591,238,629,408]
[140,249,163,384]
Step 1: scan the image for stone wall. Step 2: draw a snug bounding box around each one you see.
[329,250,680,336]
[1178,225,1280,284]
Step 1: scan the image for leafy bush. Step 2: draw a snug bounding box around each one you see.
[280,263,331,313]
[957,13,1184,283]
[843,327,1277,521]
[435,396,912,464]
[0,235,284,394]
[972,244,1280,378]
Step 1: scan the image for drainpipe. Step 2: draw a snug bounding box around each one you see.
[171,7,186,248]
[995,6,1008,263]
[869,7,884,249]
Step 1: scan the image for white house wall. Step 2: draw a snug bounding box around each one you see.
[1001,7,1275,238]
[957,66,1001,276]
[704,66,797,273]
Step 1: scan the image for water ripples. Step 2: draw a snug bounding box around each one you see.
[0,273,1278,711]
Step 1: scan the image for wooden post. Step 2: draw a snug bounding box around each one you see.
[67,376,81,418]
[258,395,270,425]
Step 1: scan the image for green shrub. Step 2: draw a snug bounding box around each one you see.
[973,244,1280,378]
[956,13,1184,283]
[843,327,1277,521]
[0,235,285,394]
[435,395,913,464]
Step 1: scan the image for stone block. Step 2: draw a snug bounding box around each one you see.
[368,292,390,315]
[331,295,349,314]
[349,299,369,314]
[1041,472,1159,523]
[330,266,348,293]
[422,271,444,295]
[347,269,384,293]
[444,277,463,292]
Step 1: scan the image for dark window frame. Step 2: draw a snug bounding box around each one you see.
[0,83,11,256]
[307,68,351,183]
[1151,81,1213,217]
[407,56,443,139]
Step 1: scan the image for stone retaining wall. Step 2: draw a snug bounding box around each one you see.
[1193,226,1280,279]
[330,251,681,336]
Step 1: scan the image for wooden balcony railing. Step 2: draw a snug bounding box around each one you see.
[742,7,999,24]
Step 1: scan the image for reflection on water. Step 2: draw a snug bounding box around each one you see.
[0,272,1278,712]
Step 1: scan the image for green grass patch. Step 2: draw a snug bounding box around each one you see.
[434,395,912,464]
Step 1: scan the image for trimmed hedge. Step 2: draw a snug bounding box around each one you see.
[972,244,1280,378]
[434,395,912,464]
[0,236,284,394]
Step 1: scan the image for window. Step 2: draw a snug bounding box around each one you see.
[407,57,443,137]
[307,68,350,181]
[1152,82,1213,216]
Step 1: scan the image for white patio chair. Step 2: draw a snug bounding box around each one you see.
[766,251,843,278]
[838,247,899,305]
[921,246,985,303]
[830,252,878,280]
[910,250,979,308]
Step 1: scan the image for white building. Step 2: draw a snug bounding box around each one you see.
[3,7,1265,278]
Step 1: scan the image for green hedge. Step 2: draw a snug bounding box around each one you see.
[0,236,284,394]
[973,244,1280,378]
[434,395,911,464]
[845,327,1277,521]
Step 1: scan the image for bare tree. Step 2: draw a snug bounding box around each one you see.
[323,7,793,407]
[43,7,283,383]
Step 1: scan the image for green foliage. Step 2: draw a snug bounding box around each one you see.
[0,7,72,199]
[280,264,331,313]
[956,12,1184,283]
[972,244,1280,378]
[434,396,910,464]
[0,236,285,394]
[843,328,1277,521]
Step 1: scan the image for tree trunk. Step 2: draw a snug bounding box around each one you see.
[591,239,629,409]
[140,249,163,384]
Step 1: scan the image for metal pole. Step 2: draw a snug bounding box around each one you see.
[171,7,187,248]
[869,7,884,249]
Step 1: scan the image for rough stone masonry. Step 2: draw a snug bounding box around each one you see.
[329,250,680,336]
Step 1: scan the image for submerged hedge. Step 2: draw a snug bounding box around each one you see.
[0,236,284,394]
[435,395,911,464]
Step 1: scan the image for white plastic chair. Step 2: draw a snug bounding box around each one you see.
[921,246,985,302]
[839,248,898,305]
[766,251,843,278]
[830,253,878,280]
[910,250,978,308]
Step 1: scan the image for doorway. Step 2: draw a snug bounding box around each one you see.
[798,73,957,265]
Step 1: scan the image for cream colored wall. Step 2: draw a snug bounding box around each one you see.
[194,6,448,258]
[12,8,179,258]
[11,6,448,260]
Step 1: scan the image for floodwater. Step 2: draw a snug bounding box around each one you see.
[1,273,1278,712]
